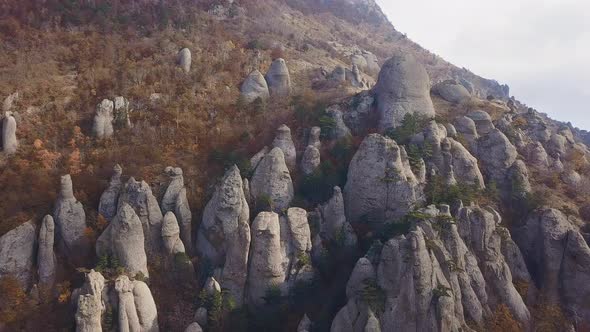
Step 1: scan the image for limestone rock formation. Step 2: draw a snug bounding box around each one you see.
[98,164,123,222]
[351,50,380,75]
[454,116,479,149]
[93,99,114,139]
[344,134,422,225]
[38,215,57,288]
[118,177,163,256]
[2,111,18,154]
[96,204,149,278]
[446,138,485,188]
[161,166,192,253]
[301,144,320,175]
[432,79,471,103]
[178,48,192,73]
[197,166,250,305]
[54,174,89,264]
[477,129,517,188]
[75,270,106,332]
[250,146,270,170]
[247,212,285,306]
[250,147,294,212]
[373,54,435,131]
[272,125,297,170]
[0,220,36,287]
[308,126,321,148]
[162,212,186,255]
[265,58,291,97]
[132,279,159,332]
[185,322,204,332]
[514,208,590,322]
[319,187,357,247]
[240,70,270,103]
[326,106,352,139]
[113,96,132,128]
[467,110,495,136]
[526,141,549,168]
[116,275,141,332]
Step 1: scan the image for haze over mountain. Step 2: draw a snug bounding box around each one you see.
[377,0,590,129]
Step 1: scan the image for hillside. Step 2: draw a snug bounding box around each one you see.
[0,1,589,331]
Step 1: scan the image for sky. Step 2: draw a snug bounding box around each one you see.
[375,0,590,130]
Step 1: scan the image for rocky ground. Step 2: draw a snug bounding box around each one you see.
[1,0,590,331]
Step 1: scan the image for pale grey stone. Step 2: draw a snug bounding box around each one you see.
[250,147,294,212]
[178,48,192,73]
[54,174,89,264]
[161,166,192,253]
[2,112,18,154]
[467,110,495,136]
[240,70,270,103]
[301,145,320,175]
[162,212,186,255]
[38,215,56,288]
[132,280,159,332]
[319,187,357,247]
[93,99,114,139]
[75,270,106,332]
[0,220,36,287]
[98,164,123,222]
[266,58,291,97]
[432,79,471,103]
[272,125,296,170]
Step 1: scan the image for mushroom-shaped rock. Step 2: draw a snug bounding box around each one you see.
[161,166,192,253]
[300,145,320,175]
[118,177,163,256]
[272,125,296,170]
[319,187,357,247]
[344,134,422,226]
[197,165,250,305]
[75,270,106,332]
[432,79,471,103]
[467,110,495,136]
[250,147,294,212]
[93,99,114,139]
[265,58,291,97]
[54,174,89,265]
[38,215,57,288]
[96,203,149,278]
[98,164,123,222]
[2,112,18,154]
[0,220,36,287]
[240,70,270,103]
[162,212,186,255]
[373,54,435,131]
[247,212,285,306]
[178,48,192,73]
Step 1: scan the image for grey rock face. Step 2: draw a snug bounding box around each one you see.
[272,125,297,170]
[2,112,18,154]
[118,177,163,256]
[349,64,367,89]
[344,134,422,225]
[477,129,517,188]
[162,212,186,255]
[240,70,270,103]
[373,54,435,131]
[247,212,285,306]
[432,79,471,103]
[96,203,149,278]
[178,48,192,73]
[330,66,347,83]
[0,220,36,287]
[113,96,132,128]
[308,127,321,148]
[326,106,352,139]
[194,307,208,327]
[454,116,479,149]
[115,276,141,332]
[351,51,380,75]
[75,270,106,332]
[185,322,204,332]
[526,142,549,168]
[265,58,291,97]
[319,187,357,247]
[98,164,123,222]
[132,279,159,332]
[301,145,320,175]
[93,99,114,139]
[286,208,312,253]
[38,215,57,288]
[250,146,269,171]
[197,166,250,305]
[514,209,590,322]
[54,174,89,264]
[447,138,485,188]
[161,167,192,253]
[547,133,567,157]
[467,110,495,136]
[250,147,294,212]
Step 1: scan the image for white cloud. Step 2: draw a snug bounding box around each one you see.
[376,0,590,129]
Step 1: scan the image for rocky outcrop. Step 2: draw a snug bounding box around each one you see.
[132,279,159,332]
[301,144,320,175]
[308,127,321,148]
[319,187,357,247]
[432,79,471,103]
[185,322,204,332]
[118,177,163,256]
[285,208,313,284]
[162,212,186,255]
[75,270,106,332]
[98,164,123,222]
[272,125,296,170]
[247,212,285,306]
[514,208,590,322]
[265,58,291,98]
[329,66,346,83]
[161,167,192,253]
[0,220,36,287]
[467,110,495,136]
[373,54,435,131]
[326,106,352,139]
[115,275,159,332]
[547,133,567,158]
[113,96,131,128]
[178,48,192,73]
[240,70,270,103]
[351,50,380,75]
[476,129,517,188]
[526,141,549,168]
[344,134,422,225]
[93,99,114,139]
[54,174,89,265]
[96,204,149,278]
[197,166,250,305]
[446,138,485,188]
[38,215,57,289]
[2,111,18,154]
[250,147,294,212]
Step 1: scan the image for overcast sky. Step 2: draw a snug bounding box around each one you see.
[375,0,590,130]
